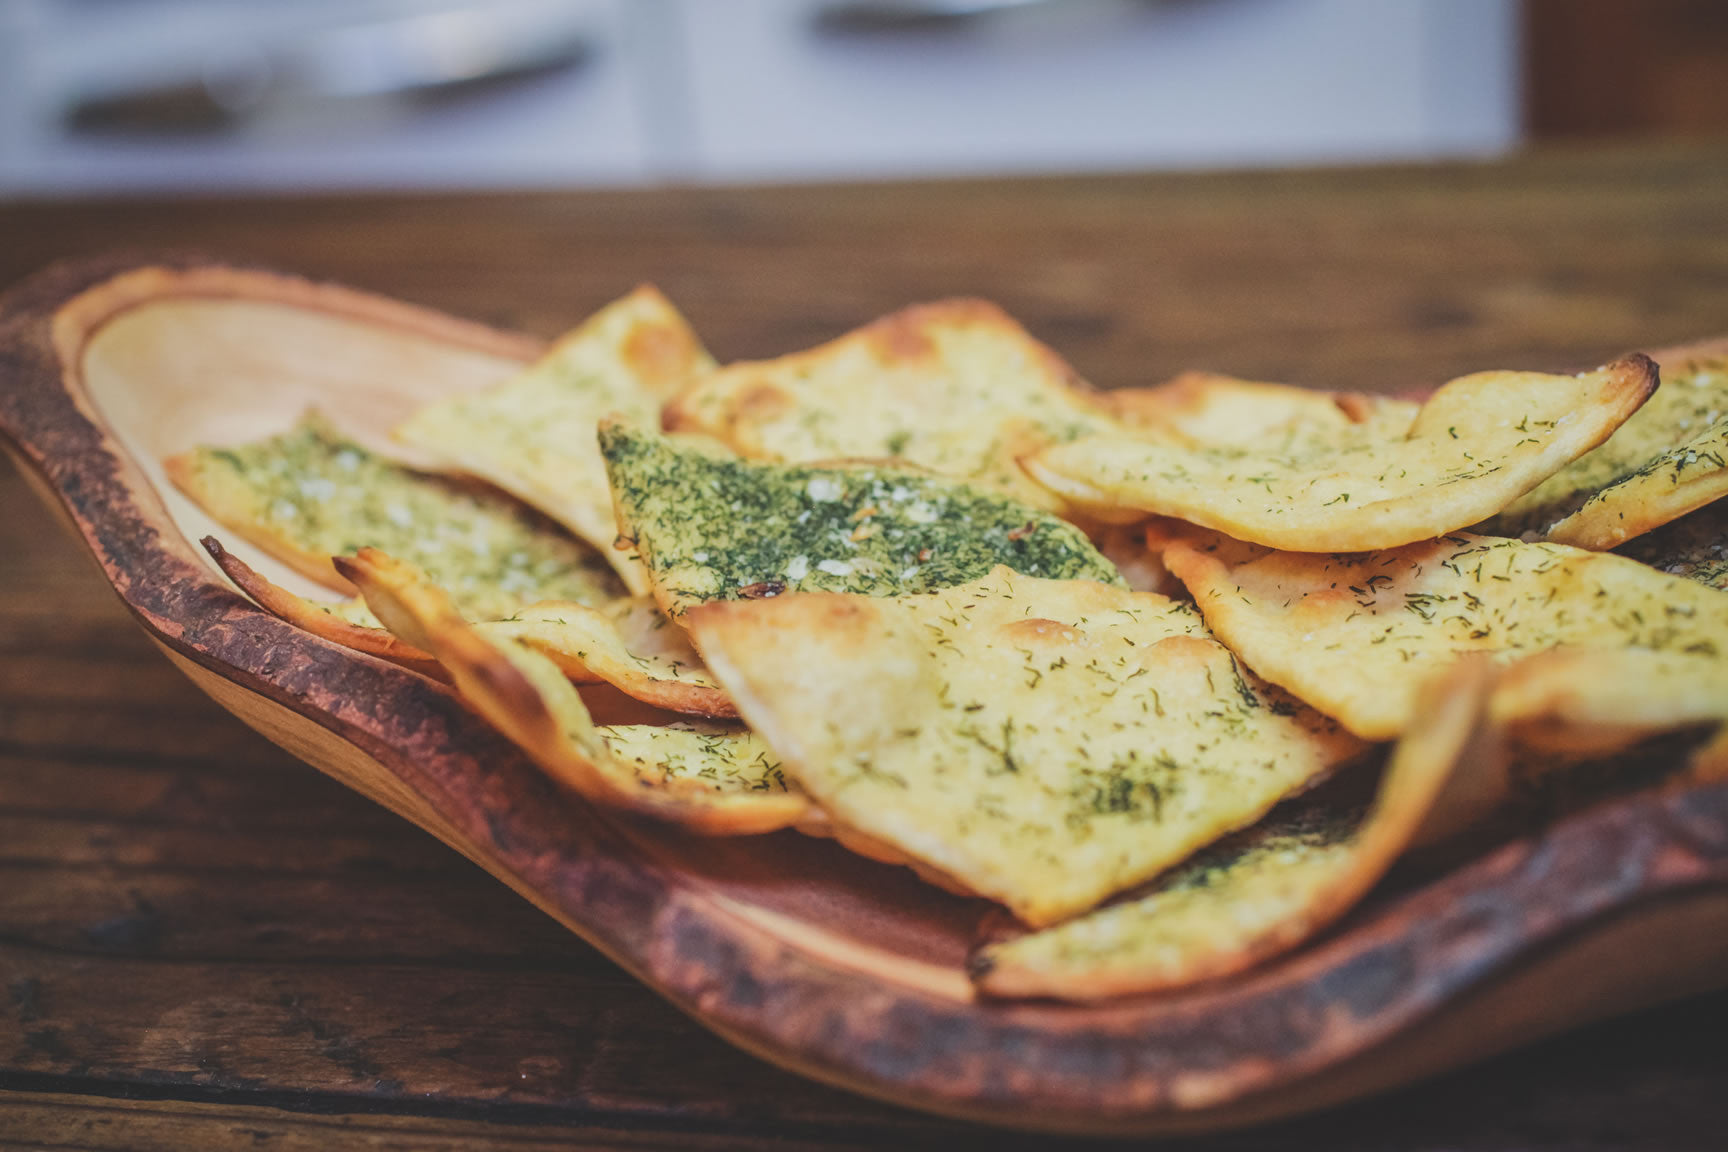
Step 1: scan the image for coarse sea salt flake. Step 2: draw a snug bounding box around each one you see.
[807,475,844,502]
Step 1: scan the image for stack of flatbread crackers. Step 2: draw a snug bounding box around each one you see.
[169,288,1728,1001]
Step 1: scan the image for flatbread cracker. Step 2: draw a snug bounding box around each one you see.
[1106,371,1420,448]
[689,567,1363,927]
[1617,498,1728,590]
[662,299,1115,511]
[202,535,446,680]
[972,659,1498,1000]
[1166,531,1728,740]
[1023,357,1656,550]
[396,286,715,592]
[1544,422,1728,549]
[203,536,729,715]
[166,413,622,618]
[1493,341,1728,544]
[337,549,808,834]
[601,422,1122,620]
[483,596,734,718]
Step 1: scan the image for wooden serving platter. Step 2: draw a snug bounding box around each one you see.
[5,253,1728,1136]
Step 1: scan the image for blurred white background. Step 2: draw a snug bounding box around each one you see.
[0,0,1520,195]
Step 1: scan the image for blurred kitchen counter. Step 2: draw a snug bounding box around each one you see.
[3,141,1728,1150]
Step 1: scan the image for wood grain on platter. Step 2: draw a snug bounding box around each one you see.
[5,252,1728,1135]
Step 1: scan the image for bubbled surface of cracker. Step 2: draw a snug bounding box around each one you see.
[1165,531,1728,741]
[689,567,1362,927]
[1023,357,1656,551]
[1493,345,1728,542]
[339,549,809,834]
[395,286,715,592]
[166,413,622,617]
[972,659,1494,1000]
[662,299,1114,511]
[602,422,1121,620]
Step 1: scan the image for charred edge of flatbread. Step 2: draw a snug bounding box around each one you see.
[202,536,447,681]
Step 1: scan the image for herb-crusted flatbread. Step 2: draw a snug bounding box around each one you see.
[1023,357,1657,551]
[662,299,1115,511]
[1617,499,1728,591]
[972,660,1497,1000]
[395,286,715,592]
[167,413,622,619]
[1544,422,1728,550]
[206,537,731,716]
[1165,531,1728,740]
[601,423,1123,620]
[338,549,809,834]
[689,567,1363,926]
[1493,341,1728,545]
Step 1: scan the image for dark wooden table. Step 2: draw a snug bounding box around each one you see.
[4,142,1728,1150]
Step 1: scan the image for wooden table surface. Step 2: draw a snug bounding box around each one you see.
[3,141,1728,1150]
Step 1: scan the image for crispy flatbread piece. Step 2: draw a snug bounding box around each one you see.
[396,286,715,592]
[1106,371,1420,448]
[483,597,735,718]
[663,299,1115,510]
[166,413,622,617]
[1544,422,1728,549]
[206,536,730,716]
[1166,532,1728,740]
[601,423,1122,619]
[1024,357,1657,550]
[1493,341,1728,545]
[337,549,808,834]
[689,567,1363,927]
[972,659,1498,1000]
[1617,498,1728,591]
[202,536,445,679]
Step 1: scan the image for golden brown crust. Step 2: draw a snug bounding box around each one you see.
[1027,356,1658,552]
[974,659,1501,1001]
[203,536,447,680]
[336,549,810,835]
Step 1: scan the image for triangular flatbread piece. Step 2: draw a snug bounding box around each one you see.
[1165,531,1728,740]
[1024,357,1656,550]
[338,549,808,834]
[971,659,1499,1000]
[601,422,1122,619]
[663,299,1116,510]
[689,567,1363,926]
[396,286,715,592]
[167,413,622,618]
[1493,339,1728,546]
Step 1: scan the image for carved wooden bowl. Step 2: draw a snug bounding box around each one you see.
[5,253,1728,1136]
